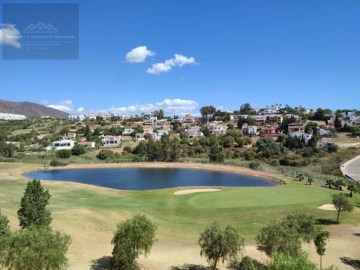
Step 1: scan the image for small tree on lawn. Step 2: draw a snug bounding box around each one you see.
[347,181,359,198]
[297,174,304,182]
[314,230,330,270]
[307,176,314,185]
[2,226,71,270]
[332,194,354,223]
[325,179,334,189]
[17,179,52,229]
[111,214,157,270]
[198,222,244,270]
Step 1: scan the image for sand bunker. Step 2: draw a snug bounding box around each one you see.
[174,188,222,195]
[318,204,337,211]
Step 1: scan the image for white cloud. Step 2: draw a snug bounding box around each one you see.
[47,100,73,112]
[147,54,196,75]
[125,46,155,63]
[107,98,198,115]
[0,24,21,48]
[77,107,85,113]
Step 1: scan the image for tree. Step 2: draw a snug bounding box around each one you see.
[347,181,359,198]
[332,194,354,223]
[71,144,86,156]
[314,230,330,270]
[256,213,317,257]
[297,174,305,182]
[239,103,253,115]
[17,179,52,229]
[2,226,70,270]
[0,142,16,158]
[308,176,314,185]
[200,106,216,122]
[209,140,226,163]
[0,211,10,237]
[325,179,334,189]
[111,214,157,270]
[334,115,342,129]
[198,222,244,270]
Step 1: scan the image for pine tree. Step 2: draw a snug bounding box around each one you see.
[17,179,52,229]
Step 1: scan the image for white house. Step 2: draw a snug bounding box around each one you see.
[143,117,157,126]
[186,126,204,138]
[122,128,135,136]
[5,141,21,148]
[241,124,258,136]
[100,136,121,147]
[316,127,332,137]
[0,113,26,120]
[79,141,96,148]
[63,132,77,140]
[289,132,313,143]
[47,139,75,151]
[208,123,228,135]
[154,129,169,140]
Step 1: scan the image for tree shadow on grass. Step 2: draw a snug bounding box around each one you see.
[90,256,112,270]
[353,232,360,237]
[340,257,360,270]
[170,264,209,270]
[316,218,338,225]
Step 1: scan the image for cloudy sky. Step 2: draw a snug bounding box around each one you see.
[1,0,359,115]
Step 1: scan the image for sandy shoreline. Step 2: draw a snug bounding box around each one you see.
[24,162,280,181]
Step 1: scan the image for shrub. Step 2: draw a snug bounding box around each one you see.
[56,149,72,159]
[71,144,86,156]
[96,149,115,160]
[49,159,68,167]
[249,162,260,170]
[327,143,338,153]
[123,146,133,153]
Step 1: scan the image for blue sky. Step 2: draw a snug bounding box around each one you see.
[0,0,359,115]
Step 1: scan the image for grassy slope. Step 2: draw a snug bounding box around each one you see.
[1,162,359,244]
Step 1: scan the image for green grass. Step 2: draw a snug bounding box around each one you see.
[0,162,359,244]
[11,129,33,135]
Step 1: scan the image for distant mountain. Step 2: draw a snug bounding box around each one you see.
[0,99,69,119]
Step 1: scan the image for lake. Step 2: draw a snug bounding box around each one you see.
[25,168,275,190]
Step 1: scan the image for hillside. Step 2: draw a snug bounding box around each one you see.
[0,99,69,119]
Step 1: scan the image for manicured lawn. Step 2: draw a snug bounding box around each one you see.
[1,162,359,244]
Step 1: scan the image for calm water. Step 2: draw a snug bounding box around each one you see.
[25,168,275,190]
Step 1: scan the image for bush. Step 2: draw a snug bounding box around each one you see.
[123,146,133,153]
[249,162,260,170]
[56,149,72,159]
[96,149,115,160]
[0,142,16,158]
[71,144,86,156]
[327,143,338,153]
[267,252,318,270]
[50,159,68,167]
[231,256,257,270]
